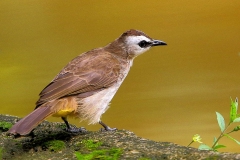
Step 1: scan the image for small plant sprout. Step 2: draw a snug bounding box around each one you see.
[187,134,203,147]
[189,97,240,151]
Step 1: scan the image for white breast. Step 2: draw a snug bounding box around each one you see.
[77,60,132,124]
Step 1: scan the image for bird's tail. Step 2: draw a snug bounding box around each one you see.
[8,106,54,135]
[8,97,79,135]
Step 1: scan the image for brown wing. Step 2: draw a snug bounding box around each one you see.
[36,49,121,107]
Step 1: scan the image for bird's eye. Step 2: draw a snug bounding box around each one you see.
[138,40,150,48]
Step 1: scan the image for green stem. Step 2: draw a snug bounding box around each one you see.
[226,130,234,134]
[211,123,231,148]
[187,140,194,147]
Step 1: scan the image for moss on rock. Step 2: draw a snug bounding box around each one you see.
[0,114,240,160]
[44,140,66,152]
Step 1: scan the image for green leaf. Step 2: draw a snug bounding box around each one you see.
[235,97,238,110]
[233,117,240,123]
[224,134,240,145]
[198,144,212,150]
[216,112,225,132]
[230,97,238,122]
[213,137,218,146]
[213,144,226,150]
[233,125,240,132]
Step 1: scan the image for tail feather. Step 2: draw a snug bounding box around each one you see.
[8,106,54,135]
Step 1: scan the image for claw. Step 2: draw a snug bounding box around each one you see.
[62,117,87,133]
[66,126,87,133]
[99,121,117,131]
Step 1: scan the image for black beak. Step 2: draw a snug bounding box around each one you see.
[151,40,167,46]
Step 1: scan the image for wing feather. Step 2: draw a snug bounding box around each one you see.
[36,50,121,107]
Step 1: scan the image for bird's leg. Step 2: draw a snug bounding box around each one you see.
[61,117,86,133]
[99,121,117,131]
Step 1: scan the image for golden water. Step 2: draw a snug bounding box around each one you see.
[1,1,240,152]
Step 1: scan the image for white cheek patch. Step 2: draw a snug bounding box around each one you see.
[125,36,151,56]
[125,36,151,45]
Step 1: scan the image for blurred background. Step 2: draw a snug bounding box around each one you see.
[1,1,240,153]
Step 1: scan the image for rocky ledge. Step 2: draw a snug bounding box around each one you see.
[0,114,240,160]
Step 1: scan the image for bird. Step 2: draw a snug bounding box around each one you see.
[8,29,167,135]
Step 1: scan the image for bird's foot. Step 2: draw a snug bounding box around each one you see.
[61,117,87,133]
[100,126,117,132]
[99,121,117,132]
[65,126,87,133]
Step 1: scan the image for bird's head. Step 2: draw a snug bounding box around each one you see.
[119,29,167,58]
